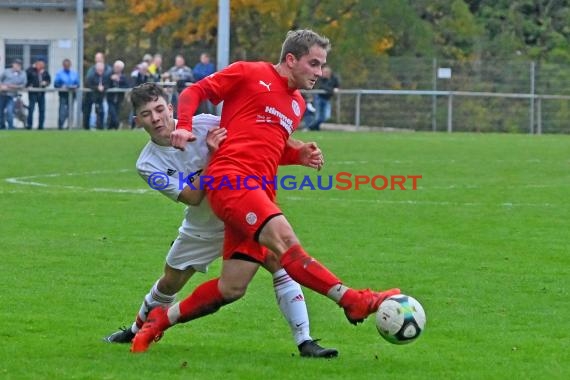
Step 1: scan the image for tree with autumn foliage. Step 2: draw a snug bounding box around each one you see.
[85,0,570,88]
[84,0,411,84]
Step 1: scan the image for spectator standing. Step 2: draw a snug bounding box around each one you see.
[85,52,112,128]
[307,65,340,131]
[26,59,51,130]
[131,53,153,78]
[131,62,151,87]
[192,53,215,82]
[0,59,26,129]
[164,54,194,88]
[162,54,194,118]
[83,62,110,130]
[193,52,216,114]
[148,53,163,82]
[54,58,80,129]
[107,60,130,129]
[300,93,316,130]
[86,52,112,78]
[130,61,152,128]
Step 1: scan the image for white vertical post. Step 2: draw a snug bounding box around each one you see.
[432,58,437,132]
[335,94,341,123]
[530,61,535,134]
[447,92,453,133]
[68,90,74,128]
[75,0,84,129]
[217,0,230,71]
[355,92,361,129]
[536,97,542,135]
[216,0,230,115]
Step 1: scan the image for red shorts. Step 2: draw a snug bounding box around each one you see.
[206,179,282,263]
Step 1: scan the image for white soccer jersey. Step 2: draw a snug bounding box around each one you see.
[136,113,224,238]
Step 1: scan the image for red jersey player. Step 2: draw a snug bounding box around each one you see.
[132,29,400,353]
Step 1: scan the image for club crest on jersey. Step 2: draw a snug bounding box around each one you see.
[291,100,301,117]
[245,212,258,225]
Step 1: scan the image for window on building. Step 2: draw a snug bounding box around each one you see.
[4,42,49,69]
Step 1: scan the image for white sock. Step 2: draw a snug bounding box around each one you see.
[273,269,312,346]
[326,284,349,303]
[166,302,181,325]
[131,280,176,333]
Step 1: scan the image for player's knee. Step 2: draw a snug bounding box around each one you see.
[219,282,248,302]
[278,231,299,248]
[259,217,300,253]
[271,231,300,255]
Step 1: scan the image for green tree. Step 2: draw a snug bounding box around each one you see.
[409,0,484,60]
[474,0,570,62]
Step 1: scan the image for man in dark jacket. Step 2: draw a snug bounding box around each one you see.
[107,60,130,129]
[83,62,111,130]
[307,65,340,131]
[26,59,51,130]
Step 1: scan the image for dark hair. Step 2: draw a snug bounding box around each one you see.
[130,82,169,112]
[279,29,330,63]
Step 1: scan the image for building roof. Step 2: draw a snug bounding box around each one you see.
[0,0,104,10]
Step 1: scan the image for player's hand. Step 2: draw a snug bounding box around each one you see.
[170,129,197,151]
[206,127,227,153]
[299,142,325,171]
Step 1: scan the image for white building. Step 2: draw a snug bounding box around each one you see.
[0,0,103,128]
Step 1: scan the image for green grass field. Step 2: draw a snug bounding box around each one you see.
[0,129,568,379]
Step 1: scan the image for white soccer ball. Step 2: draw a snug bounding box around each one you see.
[376,294,426,344]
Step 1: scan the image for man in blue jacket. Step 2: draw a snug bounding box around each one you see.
[54,58,79,129]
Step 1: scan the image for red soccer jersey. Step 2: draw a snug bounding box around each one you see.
[177,61,305,183]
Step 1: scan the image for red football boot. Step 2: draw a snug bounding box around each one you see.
[340,288,401,325]
[130,307,171,353]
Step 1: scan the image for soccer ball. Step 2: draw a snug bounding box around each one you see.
[376,294,426,345]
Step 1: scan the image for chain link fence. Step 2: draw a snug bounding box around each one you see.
[330,58,570,133]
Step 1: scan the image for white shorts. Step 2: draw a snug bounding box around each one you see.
[165,231,224,273]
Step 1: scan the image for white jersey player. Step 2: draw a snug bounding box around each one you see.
[137,113,224,272]
[104,83,337,358]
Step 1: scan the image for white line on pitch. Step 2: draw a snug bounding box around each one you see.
[281,195,556,208]
[3,169,150,194]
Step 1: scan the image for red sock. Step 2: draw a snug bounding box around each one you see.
[279,244,341,295]
[178,278,227,323]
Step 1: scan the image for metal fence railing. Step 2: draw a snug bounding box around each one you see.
[0,85,178,130]
[322,89,570,134]
[3,84,570,133]
[328,58,570,134]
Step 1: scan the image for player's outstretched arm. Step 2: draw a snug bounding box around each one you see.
[176,126,227,205]
[298,141,324,171]
[170,129,196,151]
[280,138,324,171]
[172,84,210,150]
